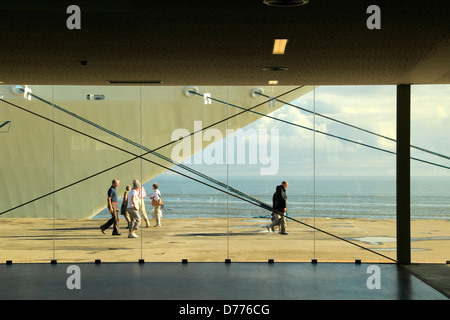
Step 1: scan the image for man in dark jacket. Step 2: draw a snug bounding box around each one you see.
[267,181,288,235]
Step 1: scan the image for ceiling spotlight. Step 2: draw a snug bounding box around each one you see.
[268,80,279,85]
[263,0,309,7]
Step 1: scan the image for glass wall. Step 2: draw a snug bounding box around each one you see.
[411,85,450,263]
[1,84,447,264]
[313,86,397,262]
[0,85,55,262]
[225,86,315,262]
[52,86,142,263]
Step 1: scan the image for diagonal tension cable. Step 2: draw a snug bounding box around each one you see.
[0,98,268,214]
[0,97,397,263]
[189,90,450,171]
[3,84,449,216]
[255,91,450,162]
[21,91,273,210]
[0,86,305,215]
[14,87,308,211]
[4,84,449,217]
[190,90,397,155]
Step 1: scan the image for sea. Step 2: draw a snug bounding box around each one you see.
[94,175,450,220]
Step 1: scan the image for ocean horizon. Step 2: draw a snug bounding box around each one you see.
[94,175,450,221]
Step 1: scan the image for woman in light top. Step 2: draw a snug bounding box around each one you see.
[137,185,150,228]
[127,179,141,238]
[150,182,163,227]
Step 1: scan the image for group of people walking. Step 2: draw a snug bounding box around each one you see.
[100,179,163,238]
[100,178,290,238]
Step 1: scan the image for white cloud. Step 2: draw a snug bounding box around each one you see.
[189,85,450,177]
[249,85,450,176]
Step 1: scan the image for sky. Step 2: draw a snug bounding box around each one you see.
[183,85,450,178]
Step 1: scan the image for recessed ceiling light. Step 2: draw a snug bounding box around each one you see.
[273,39,288,55]
[263,0,309,7]
[268,80,279,85]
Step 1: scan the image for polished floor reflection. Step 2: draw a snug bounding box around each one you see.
[1,262,447,300]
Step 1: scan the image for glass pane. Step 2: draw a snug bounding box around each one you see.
[224,85,316,262]
[0,85,55,262]
[52,85,141,263]
[140,86,230,262]
[313,85,397,262]
[411,84,450,263]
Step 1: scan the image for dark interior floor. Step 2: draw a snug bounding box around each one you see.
[401,263,450,298]
[1,262,448,301]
